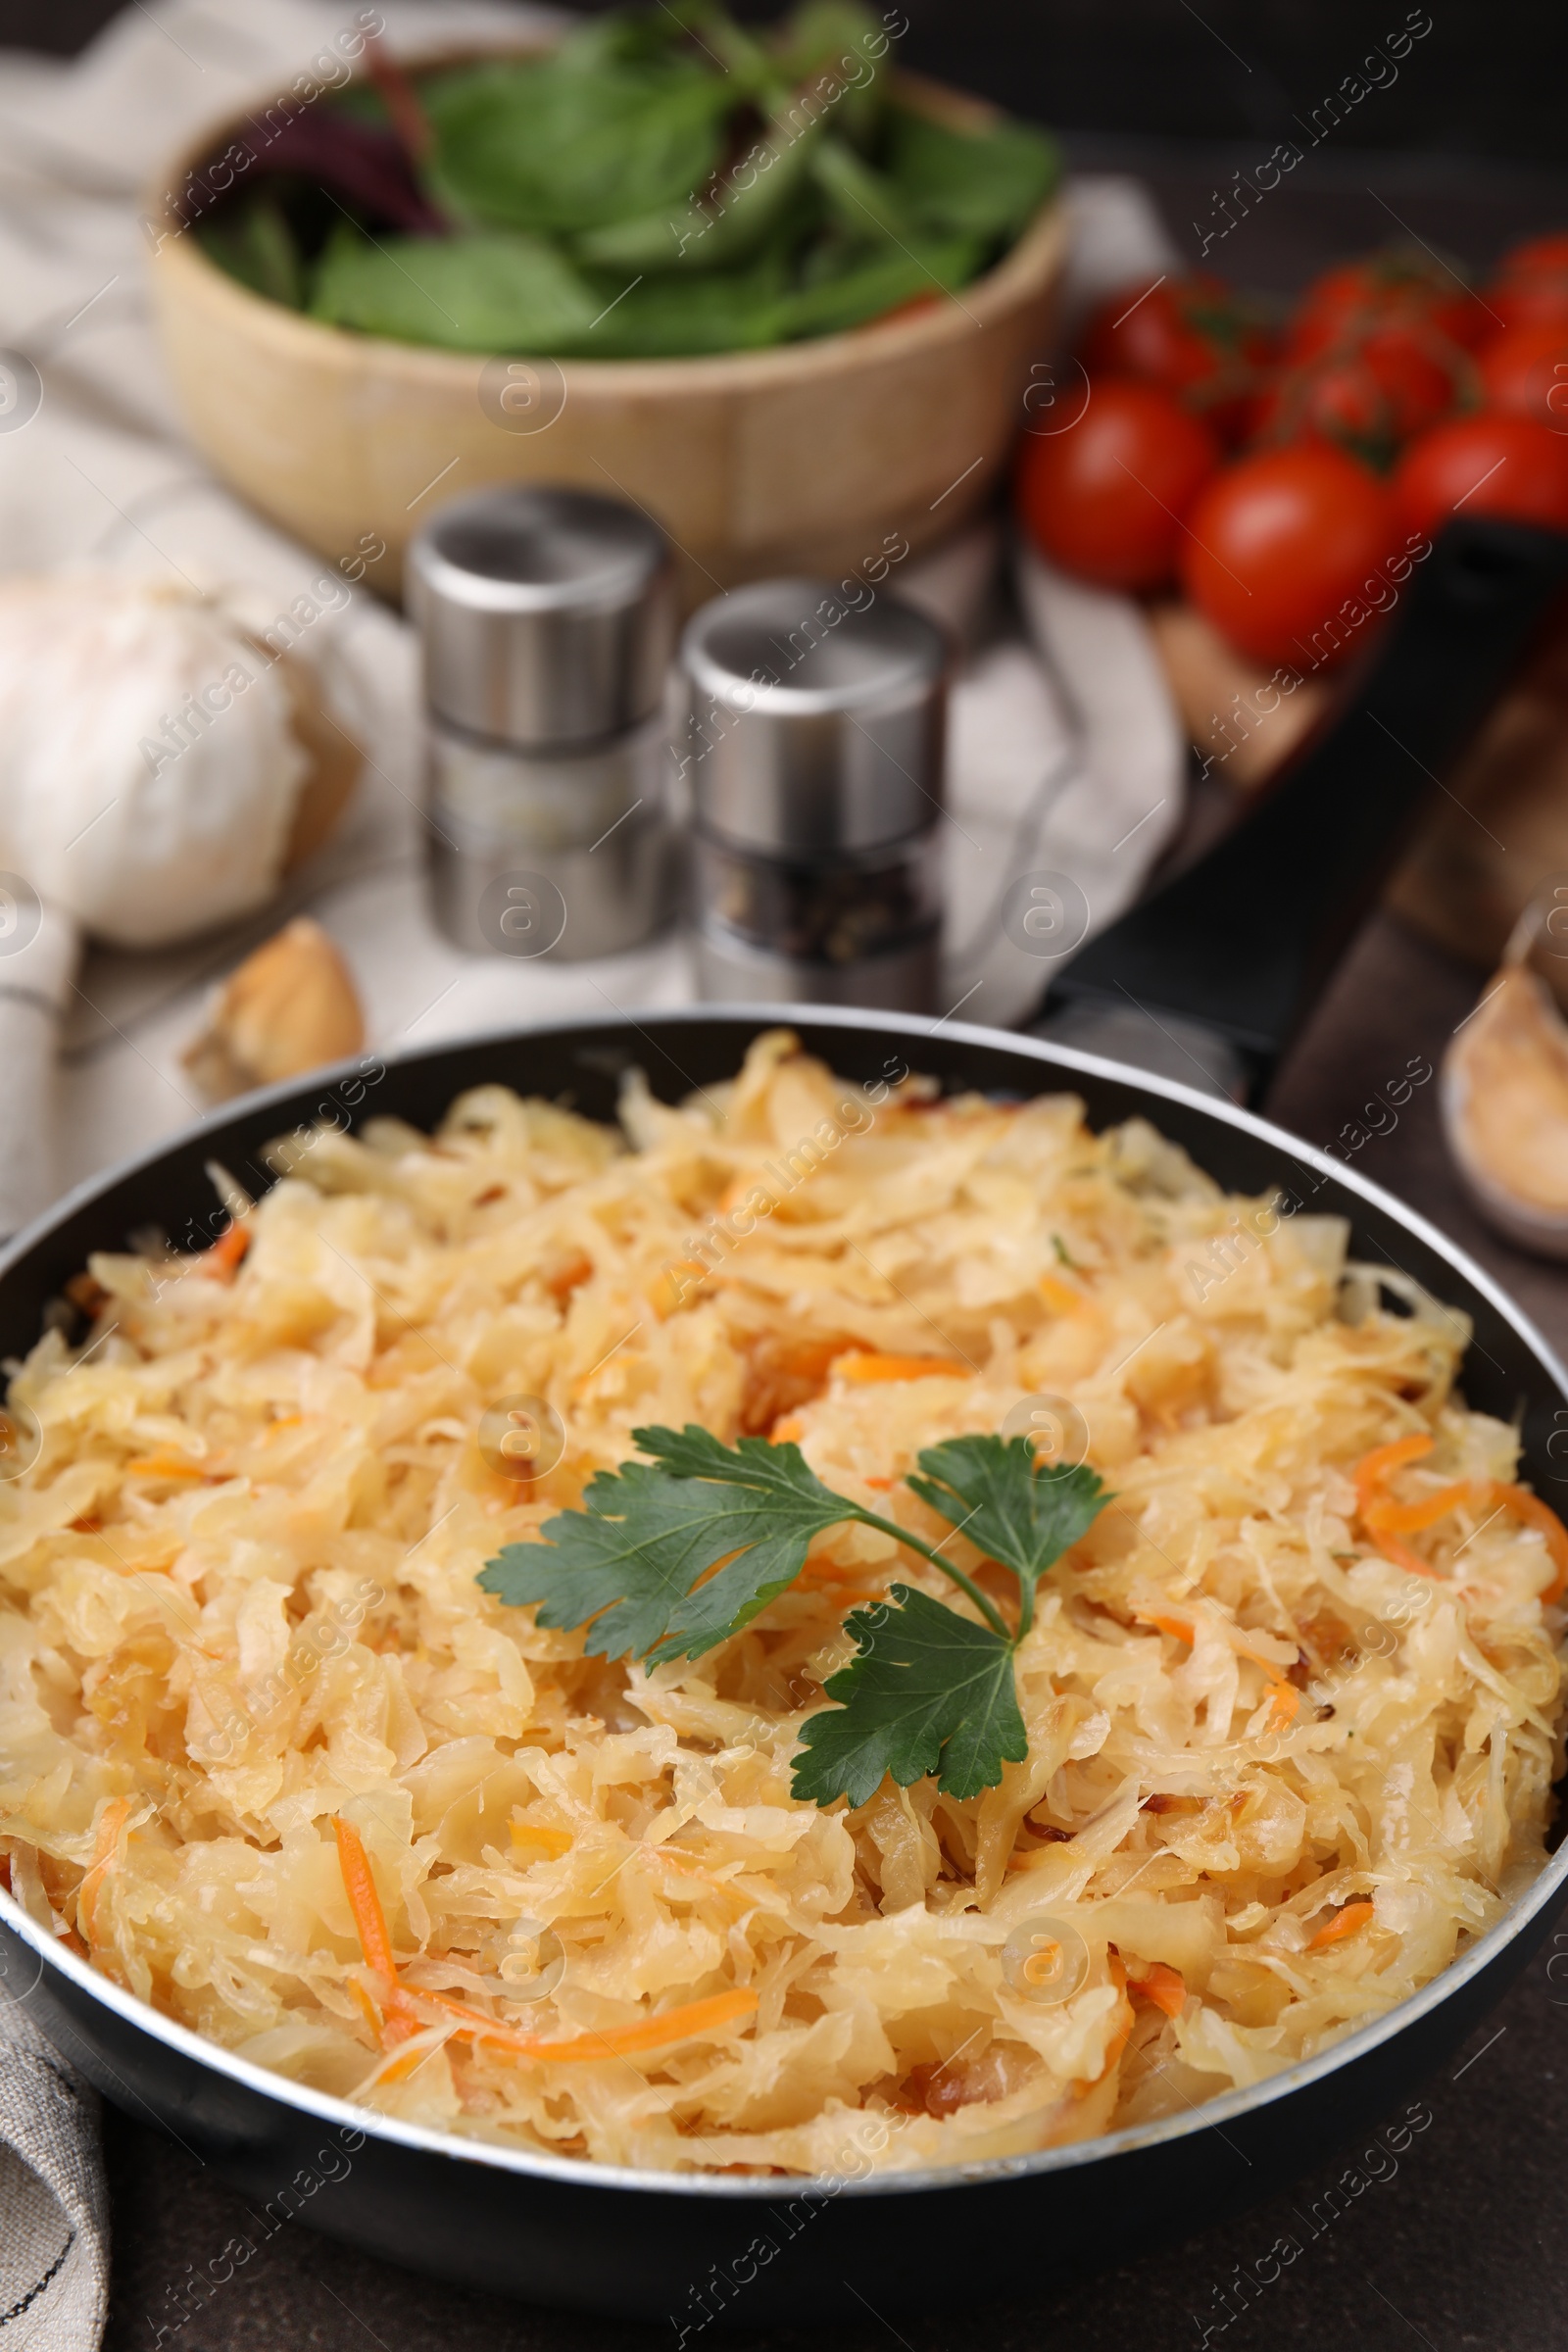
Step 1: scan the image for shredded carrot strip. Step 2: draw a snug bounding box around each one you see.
[769,1416,805,1446]
[375,2040,434,2085]
[1038,1273,1084,1317]
[542,1251,593,1303]
[1362,1520,1436,1574]
[1354,1441,1568,1593]
[1491,1484,1568,1603]
[1308,1899,1374,1949]
[332,1812,755,2065]
[833,1352,970,1385]
[1353,1433,1433,1516]
[1137,1962,1187,2019]
[197,1222,250,1281]
[416,1984,758,2064]
[1354,1435,1449,1574]
[798,1560,860,1590]
[334,1821,423,2048]
[1136,1610,1298,1727]
[123,1453,206,1481]
[1138,1609,1277,1671]
[79,1799,130,1950]
[1137,1609,1196,1644]
[651,1262,711,1320]
[510,1822,573,1858]
[1365,1481,1476,1536]
[346,1977,384,2039]
[861,1474,896,1492]
[333,1817,399,1980]
[1265,1682,1300,1731]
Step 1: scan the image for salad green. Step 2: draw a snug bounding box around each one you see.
[194,0,1058,359]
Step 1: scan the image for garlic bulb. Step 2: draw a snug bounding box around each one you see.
[1444,958,1568,1258]
[183,917,365,1101]
[0,574,345,948]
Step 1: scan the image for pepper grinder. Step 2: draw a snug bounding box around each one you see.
[681,579,949,1008]
[409,486,678,960]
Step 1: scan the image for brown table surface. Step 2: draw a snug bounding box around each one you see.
[95,910,1568,2352]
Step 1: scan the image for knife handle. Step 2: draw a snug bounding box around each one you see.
[1038,514,1568,1098]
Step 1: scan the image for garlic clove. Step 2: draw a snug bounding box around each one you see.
[182,916,365,1102]
[1148,599,1332,790]
[1443,960,1568,1258]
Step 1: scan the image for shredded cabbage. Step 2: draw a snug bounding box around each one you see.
[0,1031,1560,2174]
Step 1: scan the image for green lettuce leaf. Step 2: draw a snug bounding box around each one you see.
[308,224,601,350]
[422,52,732,235]
[882,103,1060,241]
[779,232,985,338]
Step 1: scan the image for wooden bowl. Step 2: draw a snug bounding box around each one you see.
[146,62,1066,607]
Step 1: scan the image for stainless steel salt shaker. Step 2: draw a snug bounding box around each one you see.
[408,486,678,961]
[681,579,949,1009]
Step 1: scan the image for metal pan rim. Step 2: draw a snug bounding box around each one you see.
[5,1003,1563,2202]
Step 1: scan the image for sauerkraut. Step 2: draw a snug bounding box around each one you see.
[0,1031,1562,2175]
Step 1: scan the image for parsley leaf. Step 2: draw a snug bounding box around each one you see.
[905,1438,1105,1617]
[791,1587,1025,1806]
[479,1421,1109,1809]
[633,1423,841,1498]
[477,1425,849,1664]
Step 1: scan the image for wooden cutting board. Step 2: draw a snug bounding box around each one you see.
[1150,596,1568,971]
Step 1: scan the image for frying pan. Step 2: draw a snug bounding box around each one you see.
[0,1004,1564,2326]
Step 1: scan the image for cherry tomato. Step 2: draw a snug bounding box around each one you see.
[1486,281,1568,336]
[1476,321,1568,432]
[1015,378,1221,594]
[1497,233,1568,281]
[1395,413,1568,539]
[1287,250,1487,360]
[1179,445,1400,669]
[871,292,944,328]
[1476,235,1568,335]
[1253,320,1462,466]
[1081,272,1275,443]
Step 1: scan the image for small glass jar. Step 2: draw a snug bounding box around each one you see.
[408,486,679,962]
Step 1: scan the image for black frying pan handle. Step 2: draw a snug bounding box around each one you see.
[1039,514,1568,1096]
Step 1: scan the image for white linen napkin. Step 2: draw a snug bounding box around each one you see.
[0,1987,108,2352]
[0,906,77,1239]
[0,4,1185,2338]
